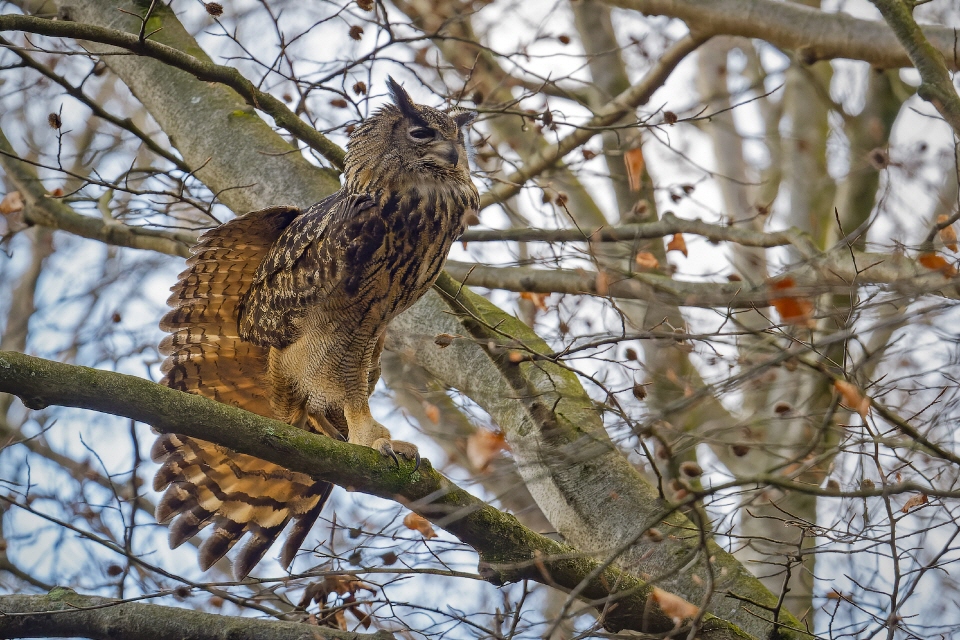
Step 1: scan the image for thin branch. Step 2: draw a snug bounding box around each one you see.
[461,212,796,248]
[445,247,960,308]
[0,126,194,257]
[478,34,708,209]
[0,36,192,174]
[0,13,346,170]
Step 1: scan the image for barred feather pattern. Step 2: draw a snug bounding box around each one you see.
[154,206,333,578]
[153,80,479,579]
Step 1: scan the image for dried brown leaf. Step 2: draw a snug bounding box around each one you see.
[466,428,510,472]
[650,587,699,623]
[0,191,23,215]
[631,383,647,400]
[731,444,750,457]
[769,276,815,328]
[624,146,645,191]
[901,493,928,513]
[679,461,702,477]
[666,233,687,257]
[635,251,659,270]
[595,271,609,296]
[422,402,440,424]
[0,191,28,243]
[434,333,455,348]
[834,380,870,418]
[519,291,549,311]
[919,252,958,276]
[403,512,438,539]
[938,215,958,252]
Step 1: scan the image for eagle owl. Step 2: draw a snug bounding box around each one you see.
[152,79,479,579]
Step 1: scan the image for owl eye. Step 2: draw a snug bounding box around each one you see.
[408,126,436,141]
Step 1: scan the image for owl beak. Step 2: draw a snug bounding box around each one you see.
[427,141,460,167]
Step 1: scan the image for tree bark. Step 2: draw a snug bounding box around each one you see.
[0,589,391,640]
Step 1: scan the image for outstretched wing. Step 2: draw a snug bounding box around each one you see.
[238,192,386,348]
[154,205,333,579]
[160,206,298,412]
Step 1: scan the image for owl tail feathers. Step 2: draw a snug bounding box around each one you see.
[151,432,331,579]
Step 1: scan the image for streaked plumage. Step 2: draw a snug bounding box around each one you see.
[153,79,479,578]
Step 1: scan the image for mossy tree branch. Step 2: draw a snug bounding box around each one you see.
[0,350,767,638]
[0,589,391,640]
[868,0,960,137]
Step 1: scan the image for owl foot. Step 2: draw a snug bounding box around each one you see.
[373,437,420,472]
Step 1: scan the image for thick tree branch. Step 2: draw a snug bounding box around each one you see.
[0,350,765,638]
[868,0,960,136]
[604,0,960,69]
[0,13,345,170]
[0,589,388,640]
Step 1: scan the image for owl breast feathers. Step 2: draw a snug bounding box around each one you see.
[153,78,480,578]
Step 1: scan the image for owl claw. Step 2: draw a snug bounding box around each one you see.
[373,438,419,471]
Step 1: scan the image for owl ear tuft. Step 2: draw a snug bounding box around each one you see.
[453,110,477,128]
[387,77,428,126]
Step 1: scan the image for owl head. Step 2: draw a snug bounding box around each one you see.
[343,78,476,192]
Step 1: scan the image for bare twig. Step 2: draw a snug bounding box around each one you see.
[0,13,346,170]
[0,127,194,257]
[479,34,708,209]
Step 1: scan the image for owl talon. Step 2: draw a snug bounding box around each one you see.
[373,438,419,469]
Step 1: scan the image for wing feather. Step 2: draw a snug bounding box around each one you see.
[238,193,385,348]
[155,205,332,578]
